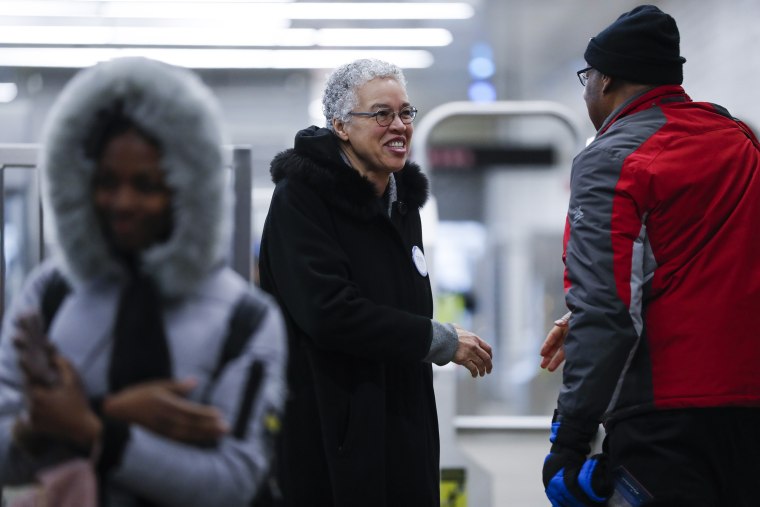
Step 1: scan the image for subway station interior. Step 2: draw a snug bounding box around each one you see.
[0,1,758,505]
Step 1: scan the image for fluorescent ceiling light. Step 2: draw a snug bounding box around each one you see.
[0,26,452,47]
[0,2,474,20]
[317,29,452,47]
[78,0,296,2]
[0,26,315,46]
[0,47,434,69]
[264,2,474,20]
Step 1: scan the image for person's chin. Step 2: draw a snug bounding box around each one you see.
[384,159,407,173]
[108,231,150,254]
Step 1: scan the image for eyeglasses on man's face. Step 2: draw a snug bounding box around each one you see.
[349,106,418,127]
[576,66,593,87]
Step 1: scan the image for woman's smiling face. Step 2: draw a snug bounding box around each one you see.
[92,128,173,255]
[334,77,413,194]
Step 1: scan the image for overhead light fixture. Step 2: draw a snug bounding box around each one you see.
[317,29,452,47]
[0,47,435,69]
[0,1,474,20]
[0,82,18,103]
[0,26,453,47]
[266,2,474,20]
[0,1,467,69]
[0,26,313,46]
[0,0,296,19]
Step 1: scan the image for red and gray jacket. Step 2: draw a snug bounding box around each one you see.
[559,85,760,426]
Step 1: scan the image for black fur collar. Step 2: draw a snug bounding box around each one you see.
[270,126,429,220]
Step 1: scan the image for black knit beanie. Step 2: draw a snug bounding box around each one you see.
[584,4,686,85]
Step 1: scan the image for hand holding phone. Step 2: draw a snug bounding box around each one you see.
[13,311,61,387]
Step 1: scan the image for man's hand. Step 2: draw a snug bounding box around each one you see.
[103,378,229,445]
[540,312,570,372]
[543,450,610,507]
[542,414,612,507]
[451,325,493,378]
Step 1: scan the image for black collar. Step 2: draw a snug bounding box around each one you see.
[270,126,429,220]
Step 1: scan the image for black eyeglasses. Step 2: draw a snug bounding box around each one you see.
[576,66,593,87]
[348,106,418,127]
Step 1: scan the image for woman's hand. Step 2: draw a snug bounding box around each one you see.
[13,312,61,388]
[103,379,229,446]
[451,325,493,378]
[26,355,102,450]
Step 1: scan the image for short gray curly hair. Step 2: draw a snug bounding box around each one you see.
[322,59,407,131]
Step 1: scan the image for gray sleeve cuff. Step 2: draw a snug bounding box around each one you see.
[423,321,458,366]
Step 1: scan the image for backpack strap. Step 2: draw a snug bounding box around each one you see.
[205,290,279,505]
[201,290,269,426]
[208,291,269,387]
[40,269,72,333]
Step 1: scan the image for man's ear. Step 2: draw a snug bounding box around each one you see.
[600,74,614,94]
[333,118,350,141]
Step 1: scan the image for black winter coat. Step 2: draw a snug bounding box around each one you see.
[259,126,440,507]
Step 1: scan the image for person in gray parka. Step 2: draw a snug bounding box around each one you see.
[0,57,287,507]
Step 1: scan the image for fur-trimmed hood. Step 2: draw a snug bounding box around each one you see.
[270,126,428,220]
[40,57,229,297]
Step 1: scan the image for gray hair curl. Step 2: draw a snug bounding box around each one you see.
[322,59,407,131]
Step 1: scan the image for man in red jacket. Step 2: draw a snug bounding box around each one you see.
[541,5,760,506]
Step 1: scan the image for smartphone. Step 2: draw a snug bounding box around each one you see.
[608,466,654,507]
[13,312,61,387]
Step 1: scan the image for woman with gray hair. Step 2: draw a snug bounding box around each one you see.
[259,58,493,506]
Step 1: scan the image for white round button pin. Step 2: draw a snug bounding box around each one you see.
[411,245,428,277]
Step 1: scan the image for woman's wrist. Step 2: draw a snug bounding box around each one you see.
[73,411,103,454]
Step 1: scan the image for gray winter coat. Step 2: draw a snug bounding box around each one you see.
[0,57,286,507]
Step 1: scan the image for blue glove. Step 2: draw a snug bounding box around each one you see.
[542,413,612,507]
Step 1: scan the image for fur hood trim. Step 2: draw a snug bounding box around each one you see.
[270,126,428,220]
[40,57,229,297]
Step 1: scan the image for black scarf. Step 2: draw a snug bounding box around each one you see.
[108,262,172,393]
